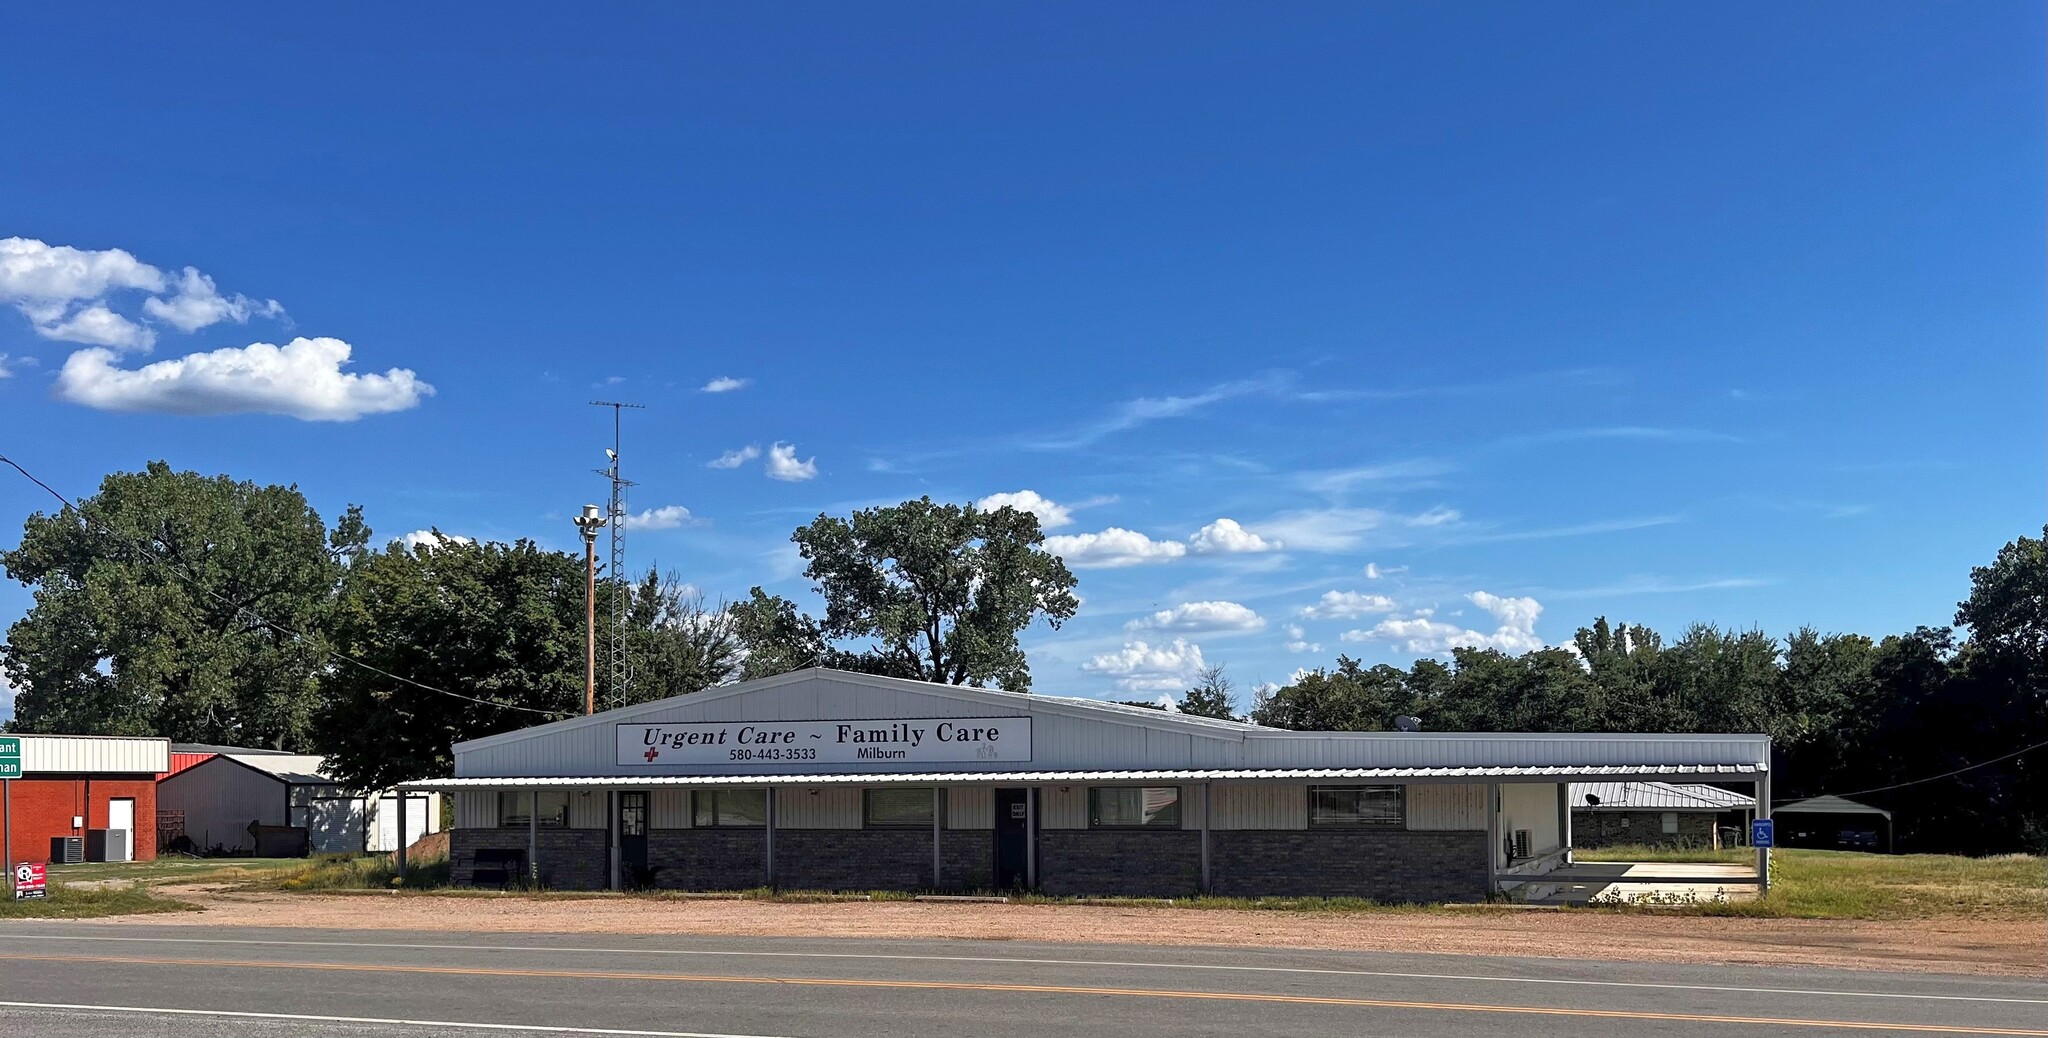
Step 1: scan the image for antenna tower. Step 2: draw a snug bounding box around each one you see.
[591,400,643,708]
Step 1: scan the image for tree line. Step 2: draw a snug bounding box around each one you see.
[3,463,2042,853]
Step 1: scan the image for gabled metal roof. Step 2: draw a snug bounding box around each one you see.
[1775,794,1892,819]
[402,763,1763,790]
[1570,781,1755,811]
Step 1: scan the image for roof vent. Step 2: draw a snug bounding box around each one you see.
[1394,715,1422,732]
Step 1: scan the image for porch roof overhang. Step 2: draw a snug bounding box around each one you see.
[399,763,1763,791]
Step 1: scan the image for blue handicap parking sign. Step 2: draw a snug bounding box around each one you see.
[1751,818,1775,847]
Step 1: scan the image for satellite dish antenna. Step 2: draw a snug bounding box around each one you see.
[1394,715,1422,732]
[1584,793,1601,807]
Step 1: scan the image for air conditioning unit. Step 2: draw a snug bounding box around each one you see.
[1510,829,1533,860]
[85,829,131,863]
[50,836,84,864]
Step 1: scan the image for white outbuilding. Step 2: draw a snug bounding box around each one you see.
[158,748,440,856]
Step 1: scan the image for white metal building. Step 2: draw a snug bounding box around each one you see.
[158,751,440,855]
[403,668,1771,900]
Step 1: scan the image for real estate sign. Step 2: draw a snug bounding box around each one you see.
[13,862,45,900]
[618,717,1032,767]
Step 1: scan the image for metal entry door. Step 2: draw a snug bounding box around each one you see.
[618,792,649,887]
[993,788,1030,889]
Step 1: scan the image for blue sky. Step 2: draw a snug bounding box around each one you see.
[1,3,2041,705]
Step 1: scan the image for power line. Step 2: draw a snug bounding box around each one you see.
[0,453,571,720]
[1779,737,2048,805]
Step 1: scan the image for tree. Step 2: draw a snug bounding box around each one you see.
[1178,664,1237,719]
[2,462,365,748]
[1251,657,1416,730]
[732,497,1079,690]
[313,537,586,790]
[623,570,742,704]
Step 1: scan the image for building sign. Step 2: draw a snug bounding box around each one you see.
[618,717,1031,767]
[13,862,45,900]
[0,736,19,779]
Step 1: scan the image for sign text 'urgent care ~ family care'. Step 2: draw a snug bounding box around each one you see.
[617,718,1032,767]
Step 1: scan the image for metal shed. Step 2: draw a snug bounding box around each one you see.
[157,751,440,856]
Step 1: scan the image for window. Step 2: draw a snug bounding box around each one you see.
[1088,786,1180,828]
[498,791,569,828]
[1661,811,1679,835]
[1308,785,1404,828]
[693,789,767,827]
[865,788,936,828]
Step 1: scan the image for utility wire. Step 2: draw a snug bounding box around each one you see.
[1778,737,2048,805]
[0,453,572,720]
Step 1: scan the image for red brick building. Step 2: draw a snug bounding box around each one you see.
[3,734,170,864]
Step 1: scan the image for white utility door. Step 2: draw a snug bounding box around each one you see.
[107,798,136,862]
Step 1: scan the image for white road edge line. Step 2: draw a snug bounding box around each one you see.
[11,933,2045,1006]
[0,1000,800,1038]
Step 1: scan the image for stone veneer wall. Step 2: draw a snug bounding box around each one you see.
[450,828,607,891]
[1210,830,1488,902]
[1571,810,1720,849]
[1037,830,1203,897]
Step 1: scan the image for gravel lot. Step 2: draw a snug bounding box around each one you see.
[67,884,2048,977]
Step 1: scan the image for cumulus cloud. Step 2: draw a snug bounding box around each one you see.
[1341,591,1546,655]
[399,529,472,550]
[709,445,761,469]
[56,337,432,421]
[702,376,750,393]
[1282,623,1322,654]
[1083,637,1209,692]
[1299,590,1398,620]
[1043,527,1188,568]
[623,505,696,530]
[141,267,283,333]
[764,442,818,481]
[1125,601,1266,634]
[1187,517,1280,554]
[978,490,1074,530]
[0,237,280,348]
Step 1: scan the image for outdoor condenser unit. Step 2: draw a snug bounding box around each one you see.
[1510,829,1533,860]
[50,836,83,864]
[84,828,130,863]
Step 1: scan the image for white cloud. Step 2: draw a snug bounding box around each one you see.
[1282,623,1322,654]
[1249,507,1385,552]
[1187,517,1280,554]
[978,490,1074,530]
[1043,527,1188,568]
[1341,591,1546,655]
[702,376,750,393]
[0,238,279,348]
[56,337,432,421]
[400,529,472,550]
[1125,600,1266,634]
[1363,563,1381,579]
[765,442,818,481]
[141,267,283,333]
[1299,590,1397,620]
[623,505,696,530]
[0,354,11,379]
[709,444,761,469]
[1408,506,1462,527]
[1150,694,1182,711]
[1083,637,1209,692]
[43,305,156,349]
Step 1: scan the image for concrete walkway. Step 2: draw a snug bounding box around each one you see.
[1519,861,1761,905]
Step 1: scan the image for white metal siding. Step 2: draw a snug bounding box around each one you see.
[297,795,366,854]
[568,791,606,829]
[775,787,862,829]
[21,734,170,775]
[455,790,496,829]
[1407,784,1486,831]
[650,789,692,829]
[947,786,992,829]
[1210,783,1307,830]
[1039,785,1086,829]
[370,792,441,851]
[1498,782,1563,861]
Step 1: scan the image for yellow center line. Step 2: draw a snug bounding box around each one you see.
[0,952,2039,1036]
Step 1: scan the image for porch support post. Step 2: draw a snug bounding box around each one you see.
[1557,781,1572,865]
[931,787,943,891]
[1484,782,1499,893]
[528,789,539,887]
[1199,782,1212,895]
[608,790,620,891]
[1024,787,1037,890]
[1757,769,1771,898]
[394,793,408,881]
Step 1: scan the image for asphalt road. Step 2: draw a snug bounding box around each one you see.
[0,923,2041,1037]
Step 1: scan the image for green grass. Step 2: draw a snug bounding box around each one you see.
[46,856,309,886]
[0,883,198,919]
[259,853,451,891]
[1575,843,1752,864]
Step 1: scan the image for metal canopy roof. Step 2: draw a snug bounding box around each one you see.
[1570,781,1756,811]
[401,763,1762,791]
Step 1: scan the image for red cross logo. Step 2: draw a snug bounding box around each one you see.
[643,747,660,762]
